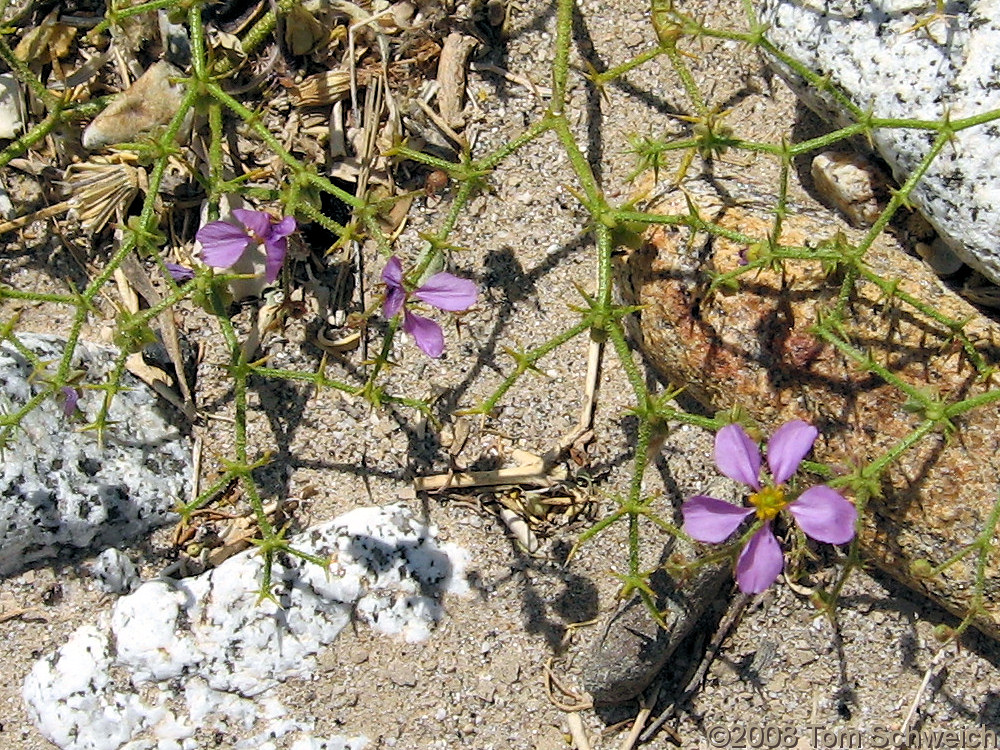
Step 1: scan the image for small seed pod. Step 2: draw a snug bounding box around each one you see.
[425,170,449,196]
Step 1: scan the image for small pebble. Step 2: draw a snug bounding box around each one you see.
[810,151,885,227]
[387,662,418,687]
[90,548,139,595]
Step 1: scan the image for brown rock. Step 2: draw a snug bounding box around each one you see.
[619,179,1000,639]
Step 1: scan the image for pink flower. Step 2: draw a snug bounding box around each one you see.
[196,209,296,284]
[682,420,857,594]
[382,256,477,357]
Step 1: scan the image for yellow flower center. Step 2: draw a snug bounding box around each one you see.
[749,485,787,522]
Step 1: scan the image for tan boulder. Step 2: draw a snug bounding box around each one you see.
[619,179,1000,638]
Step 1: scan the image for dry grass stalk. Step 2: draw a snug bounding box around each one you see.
[413,449,569,492]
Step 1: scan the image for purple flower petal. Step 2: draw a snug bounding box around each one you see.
[61,386,80,417]
[382,257,406,318]
[166,262,195,282]
[715,424,762,490]
[382,256,404,289]
[196,221,252,269]
[403,310,445,357]
[682,495,754,544]
[263,236,287,283]
[232,208,271,240]
[414,272,478,312]
[788,485,857,545]
[269,215,297,240]
[262,215,295,282]
[384,287,406,319]
[735,525,784,594]
[767,420,818,485]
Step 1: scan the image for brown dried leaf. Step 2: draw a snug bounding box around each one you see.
[210,30,245,55]
[14,15,76,64]
[118,253,195,412]
[436,33,478,129]
[285,5,330,56]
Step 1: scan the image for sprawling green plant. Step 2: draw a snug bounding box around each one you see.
[0,0,997,643]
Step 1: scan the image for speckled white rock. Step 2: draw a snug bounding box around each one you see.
[23,503,467,750]
[90,548,140,594]
[757,0,1000,285]
[0,334,189,576]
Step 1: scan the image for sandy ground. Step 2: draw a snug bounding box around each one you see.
[2,1,1000,748]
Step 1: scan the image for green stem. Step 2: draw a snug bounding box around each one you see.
[0,32,59,107]
[189,1,207,81]
[92,0,178,36]
[593,45,668,86]
[549,0,574,117]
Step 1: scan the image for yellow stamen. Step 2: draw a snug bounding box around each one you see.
[749,485,787,522]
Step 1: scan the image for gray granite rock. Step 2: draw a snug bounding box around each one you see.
[756,0,1000,285]
[0,333,189,576]
[23,503,466,750]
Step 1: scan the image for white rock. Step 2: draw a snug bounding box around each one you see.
[23,503,467,750]
[0,334,189,576]
[0,73,26,140]
[0,182,13,220]
[757,0,1000,284]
